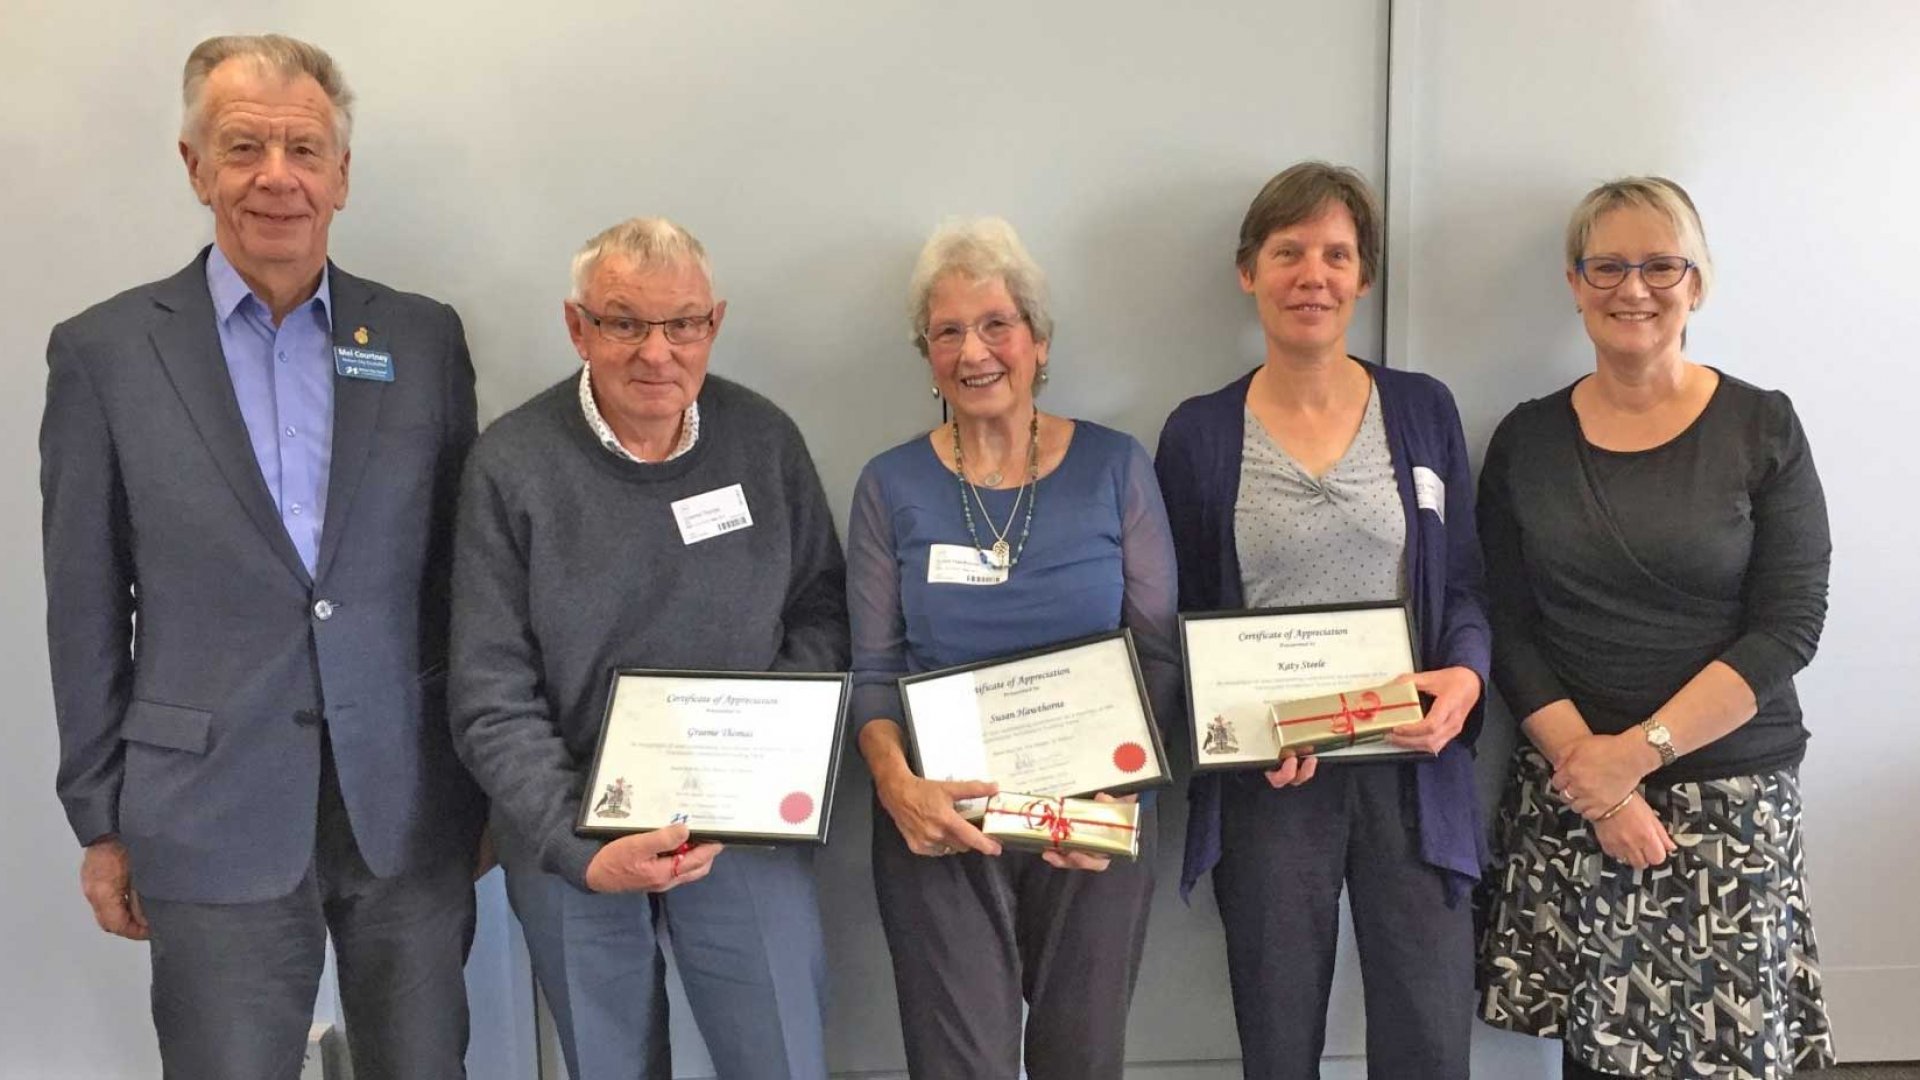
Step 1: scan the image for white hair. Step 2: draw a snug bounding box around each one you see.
[569,217,715,302]
[907,217,1053,355]
[181,34,354,150]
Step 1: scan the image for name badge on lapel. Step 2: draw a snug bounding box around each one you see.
[1412,466,1445,522]
[672,484,753,545]
[334,346,395,382]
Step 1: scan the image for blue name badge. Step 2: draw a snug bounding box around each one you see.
[334,347,395,382]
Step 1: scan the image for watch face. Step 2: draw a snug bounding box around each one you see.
[1648,727,1672,746]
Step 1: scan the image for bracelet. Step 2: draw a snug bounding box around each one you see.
[1595,791,1638,822]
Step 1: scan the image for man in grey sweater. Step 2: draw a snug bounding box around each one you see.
[450,218,848,1079]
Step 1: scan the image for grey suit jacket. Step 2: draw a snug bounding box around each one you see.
[41,248,484,904]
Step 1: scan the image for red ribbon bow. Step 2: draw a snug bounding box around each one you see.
[1328,690,1383,738]
[1024,799,1076,847]
[982,797,1139,851]
[1275,688,1420,746]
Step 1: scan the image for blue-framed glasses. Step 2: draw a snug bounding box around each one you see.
[1575,255,1695,290]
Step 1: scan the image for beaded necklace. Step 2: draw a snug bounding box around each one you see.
[953,412,1040,569]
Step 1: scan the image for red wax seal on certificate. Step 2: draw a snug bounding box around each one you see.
[1113,742,1147,773]
[779,792,814,824]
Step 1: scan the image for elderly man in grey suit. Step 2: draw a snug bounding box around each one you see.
[39,34,483,1080]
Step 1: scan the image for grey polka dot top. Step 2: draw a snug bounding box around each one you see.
[1234,386,1407,608]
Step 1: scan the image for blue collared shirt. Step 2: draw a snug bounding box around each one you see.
[205,245,335,576]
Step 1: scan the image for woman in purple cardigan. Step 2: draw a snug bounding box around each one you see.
[1154,162,1491,1079]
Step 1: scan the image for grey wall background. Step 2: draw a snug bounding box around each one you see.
[1,2,1387,1077]
[1382,0,1920,1053]
[1,0,1910,1076]
[1384,0,1920,1063]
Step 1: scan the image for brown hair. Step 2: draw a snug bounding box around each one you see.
[1236,161,1382,286]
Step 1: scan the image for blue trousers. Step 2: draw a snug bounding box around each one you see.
[503,838,828,1080]
[1213,763,1473,1080]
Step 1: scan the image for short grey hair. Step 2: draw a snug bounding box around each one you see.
[1565,176,1715,307]
[908,217,1053,356]
[182,34,354,150]
[569,217,715,303]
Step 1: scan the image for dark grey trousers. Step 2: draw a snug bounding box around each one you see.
[1214,764,1472,1080]
[872,795,1157,1080]
[141,739,476,1080]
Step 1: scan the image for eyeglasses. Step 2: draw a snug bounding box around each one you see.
[574,305,717,345]
[923,312,1027,356]
[1575,255,1695,291]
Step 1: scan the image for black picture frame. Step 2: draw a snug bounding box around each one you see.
[1179,600,1429,773]
[897,628,1174,800]
[575,668,851,845]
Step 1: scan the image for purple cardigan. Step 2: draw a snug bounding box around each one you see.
[1154,362,1492,904]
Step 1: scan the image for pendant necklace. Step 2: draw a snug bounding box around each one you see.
[954,413,1040,569]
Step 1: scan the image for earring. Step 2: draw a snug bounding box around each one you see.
[1038,367,1050,384]
[931,385,941,398]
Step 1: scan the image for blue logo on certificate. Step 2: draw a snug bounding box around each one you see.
[333,346,395,382]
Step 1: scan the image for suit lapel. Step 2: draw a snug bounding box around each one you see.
[315,264,386,584]
[148,252,312,587]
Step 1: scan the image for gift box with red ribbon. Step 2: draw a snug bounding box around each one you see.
[980,793,1141,860]
[1269,681,1424,756]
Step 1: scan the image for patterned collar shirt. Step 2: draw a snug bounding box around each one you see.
[577,363,700,463]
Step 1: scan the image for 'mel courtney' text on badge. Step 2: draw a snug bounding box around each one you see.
[333,346,395,382]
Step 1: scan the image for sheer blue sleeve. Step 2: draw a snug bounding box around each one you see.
[1118,438,1185,743]
[847,461,907,731]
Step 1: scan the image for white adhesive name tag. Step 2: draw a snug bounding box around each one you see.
[1412,466,1446,522]
[672,484,753,545]
[927,543,1008,586]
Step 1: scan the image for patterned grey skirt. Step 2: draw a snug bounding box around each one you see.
[1476,748,1835,1078]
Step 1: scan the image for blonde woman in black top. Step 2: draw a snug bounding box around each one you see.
[1475,177,1835,1079]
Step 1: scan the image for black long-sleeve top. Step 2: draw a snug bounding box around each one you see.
[1478,371,1830,784]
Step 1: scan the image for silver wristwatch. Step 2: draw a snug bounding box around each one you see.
[1640,719,1677,768]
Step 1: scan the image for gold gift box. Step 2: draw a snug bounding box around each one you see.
[1268,681,1424,756]
[980,793,1142,860]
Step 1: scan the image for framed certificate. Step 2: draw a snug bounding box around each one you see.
[576,670,850,844]
[1181,601,1428,772]
[898,630,1172,810]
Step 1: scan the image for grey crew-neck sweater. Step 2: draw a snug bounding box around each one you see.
[449,373,849,889]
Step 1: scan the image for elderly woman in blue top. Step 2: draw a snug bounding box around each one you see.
[1154,162,1490,1079]
[847,218,1180,1079]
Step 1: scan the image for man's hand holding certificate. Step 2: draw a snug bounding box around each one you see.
[577,671,850,844]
